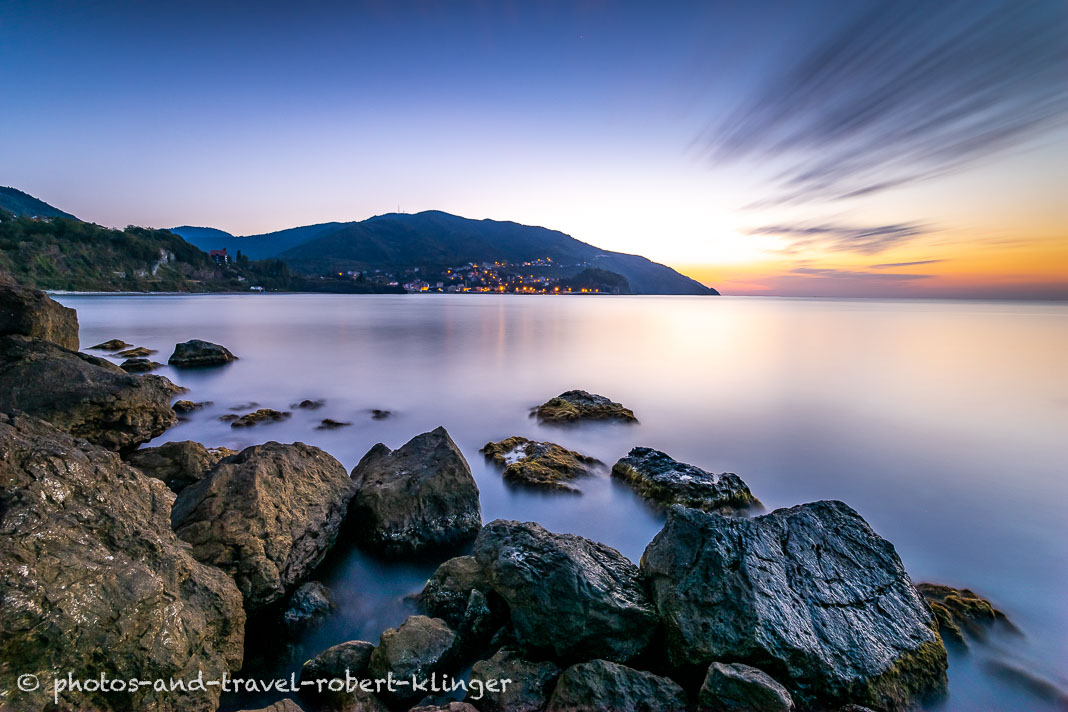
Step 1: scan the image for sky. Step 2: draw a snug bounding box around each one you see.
[1,0,1066,298]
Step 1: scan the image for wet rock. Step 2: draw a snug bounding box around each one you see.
[473,520,656,663]
[0,413,245,712]
[533,389,637,423]
[350,427,482,555]
[171,441,356,610]
[173,399,213,414]
[90,338,131,350]
[229,408,291,427]
[292,398,325,409]
[371,408,392,419]
[916,583,1017,647]
[468,647,560,712]
[234,698,306,712]
[697,662,794,712]
[0,335,178,451]
[420,555,495,627]
[611,447,761,513]
[117,345,155,357]
[125,440,235,493]
[640,501,948,711]
[300,639,378,710]
[168,338,237,367]
[481,436,599,492]
[0,284,79,350]
[283,581,335,629]
[120,356,162,372]
[367,615,459,705]
[411,703,479,712]
[318,418,352,430]
[545,659,687,712]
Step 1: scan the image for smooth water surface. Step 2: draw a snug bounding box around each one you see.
[58,294,1068,711]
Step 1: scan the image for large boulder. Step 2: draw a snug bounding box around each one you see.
[0,413,245,712]
[545,660,687,712]
[0,335,178,451]
[612,447,761,513]
[0,284,78,350]
[640,501,948,711]
[350,427,482,554]
[698,662,794,712]
[125,440,235,493]
[481,436,599,492]
[367,615,459,706]
[472,520,657,663]
[171,441,356,611]
[533,390,636,423]
[168,338,237,367]
[468,647,560,712]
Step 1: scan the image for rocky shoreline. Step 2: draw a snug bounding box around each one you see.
[0,286,1039,712]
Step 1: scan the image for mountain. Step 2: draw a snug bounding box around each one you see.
[0,187,78,220]
[177,210,718,295]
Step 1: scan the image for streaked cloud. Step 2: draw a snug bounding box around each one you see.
[870,259,944,269]
[792,267,933,281]
[749,222,929,255]
[699,0,1068,205]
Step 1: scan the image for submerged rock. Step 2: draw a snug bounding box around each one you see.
[292,398,325,409]
[171,441,356,610]
[468,647,561,712]
[283,581,335,629]
[698,662,794,712]
[125,440,235,493]
[0,335,177,451]
[481,436,599,492]
[916,583,1017,647]
[611,447,760,513]
[173,399,213,414]
[89,338,131,350]
[120,356,162,372]
[640,501,947,711]
[0,284,78,350]
[473,519,656,663]
[533,390,637,423]
[117,345,155,357]
[168,338,237,367]
[367,615,459,705]
[545,659,687,712]
[350,427,482,554]
[371,408,392,419]
[317,418,352,430]
[0,413,245,712]
[228,408,291,427]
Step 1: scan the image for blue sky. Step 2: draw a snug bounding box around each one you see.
[2,1,1065,296]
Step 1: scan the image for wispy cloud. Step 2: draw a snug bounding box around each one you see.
[749,222,929,255]
[698,0,1068,205]
[792,266,933,281]
[870,259,944,269]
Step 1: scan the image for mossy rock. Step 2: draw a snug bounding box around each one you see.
[482,436,600,492]
[916,583,1017,648]
[227,408,291,427]
[533,390,637,424]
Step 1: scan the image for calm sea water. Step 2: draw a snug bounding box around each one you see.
[57,294,1068,711]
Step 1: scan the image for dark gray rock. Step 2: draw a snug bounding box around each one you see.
[350,427,482,555]
[125,440,235,493]
[0,335,178,451]
[473,520,656,663]
[367,615,459,705]
[545,659,687,712]
[300,639,377,710]
[168,338,237,367]
[171,441,356,611]
[119,356,162,372]
[0,413,245,712]
[0,284,78,350]
[283,581,335,628]
[640,501,948,711]
[612,447,760,513]
[411,703,479,712]
[317,418,352,430]
[420,555,494,627]
[533,390,636,423]
[292,398,325,409]
[698,662,794,712]
[468,647,560,712]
